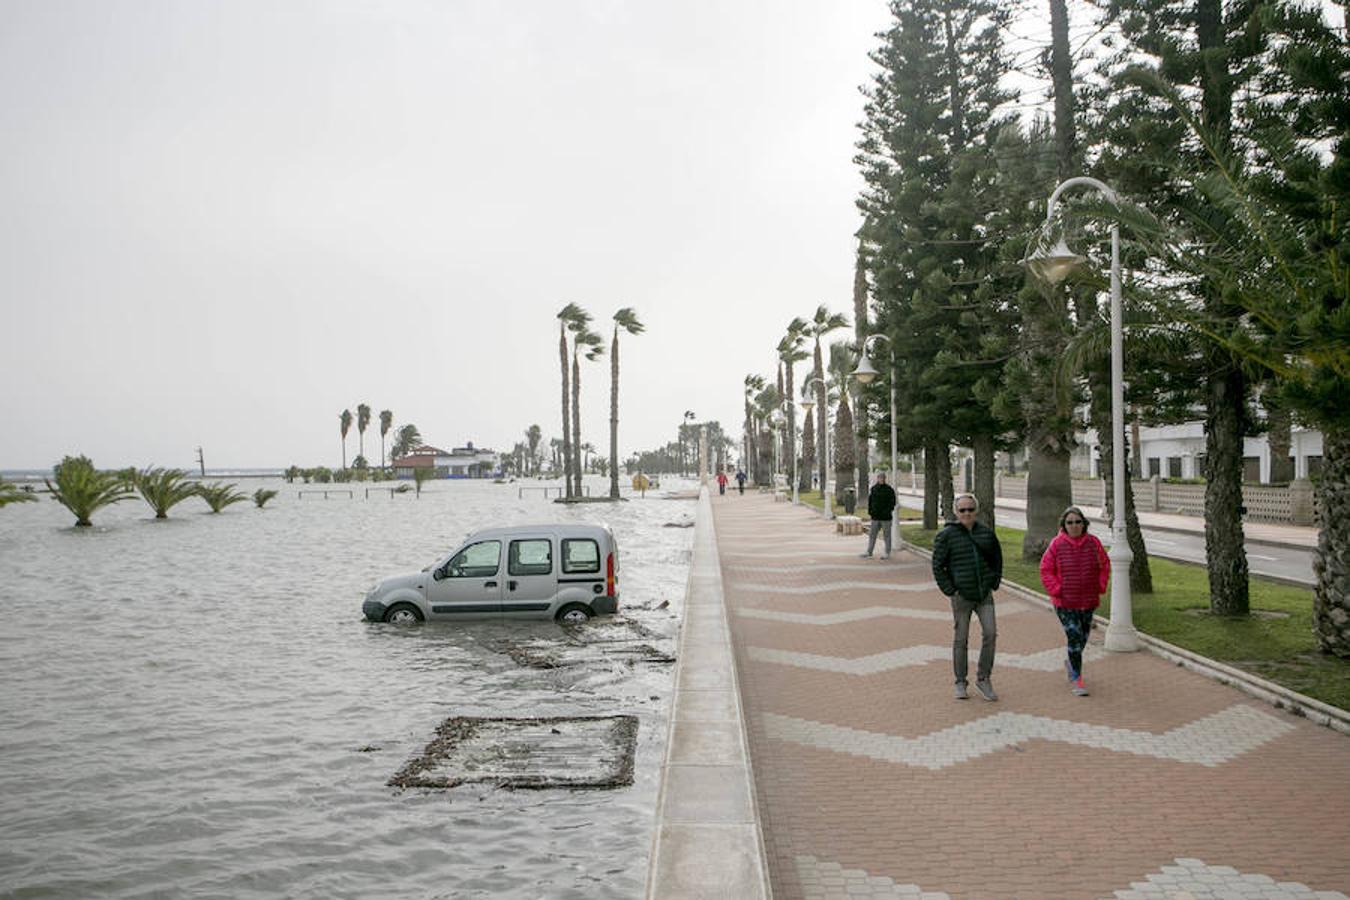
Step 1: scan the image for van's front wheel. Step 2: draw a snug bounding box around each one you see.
[384,603,424,625]
[556,603,593,625]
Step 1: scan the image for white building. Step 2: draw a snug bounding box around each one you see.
[1074,423,1323,483]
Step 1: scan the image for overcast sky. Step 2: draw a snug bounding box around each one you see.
[2,0,1067,471]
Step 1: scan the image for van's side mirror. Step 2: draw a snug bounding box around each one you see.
[432,566,445,581]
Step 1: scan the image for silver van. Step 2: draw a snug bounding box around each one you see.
[362,523,620,625]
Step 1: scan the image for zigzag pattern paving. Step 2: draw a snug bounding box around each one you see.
[711,492,1350,899]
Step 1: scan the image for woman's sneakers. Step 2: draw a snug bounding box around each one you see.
[1066,658,1089,695]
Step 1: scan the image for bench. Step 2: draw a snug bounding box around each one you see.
[836,515,863,535]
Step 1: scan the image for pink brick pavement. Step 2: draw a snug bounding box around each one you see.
[711,491,1350,900]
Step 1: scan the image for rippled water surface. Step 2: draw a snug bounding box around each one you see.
[0,477,696,899]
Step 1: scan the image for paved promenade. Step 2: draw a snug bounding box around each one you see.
[710,492,1350,900]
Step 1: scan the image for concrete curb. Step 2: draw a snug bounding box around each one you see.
[906,543,1350,737]
[645,487,771,900]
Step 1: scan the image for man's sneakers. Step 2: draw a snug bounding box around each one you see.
[858,552,872,559]
[879,553,890,560]
[975,679,998,702]
[953,682,969,700]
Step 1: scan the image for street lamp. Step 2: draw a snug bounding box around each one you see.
[801,376,833,520]
[780,398,800,506]
[853,334,898,484]
[1023,175,1138,653]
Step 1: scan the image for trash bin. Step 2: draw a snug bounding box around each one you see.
[842,486,857,515]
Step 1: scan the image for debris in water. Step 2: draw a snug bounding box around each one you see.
[389,715,639,790]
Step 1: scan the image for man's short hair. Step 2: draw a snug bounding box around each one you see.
[876,472,886,481]
[954,492,978,512]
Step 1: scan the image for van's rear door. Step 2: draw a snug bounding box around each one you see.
[501,535,559,620]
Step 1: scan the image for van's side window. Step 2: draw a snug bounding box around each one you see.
[562,538,600,574]
[509,539,553,576]
[446,541,501,578]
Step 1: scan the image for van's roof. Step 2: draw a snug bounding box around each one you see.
[465,522,614,541]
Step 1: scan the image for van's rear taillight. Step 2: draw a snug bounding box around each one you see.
[606,552,617,599]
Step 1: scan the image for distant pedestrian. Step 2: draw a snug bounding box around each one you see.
[859,472,897,559]
[716,469,728,496]
[735,469,747,495]
[1038,506,1109,697]
[931,492,1003,701]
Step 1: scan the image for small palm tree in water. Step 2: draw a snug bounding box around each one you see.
[198,483,249,513]
[0,476,38,509]
[379,409,393,468]
[133,467,201,519]
[45,455,135,527]
[253,488,279,508]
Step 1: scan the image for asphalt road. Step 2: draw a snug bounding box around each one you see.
[895,497,1315,587]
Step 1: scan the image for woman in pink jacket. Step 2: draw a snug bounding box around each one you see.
[1039,506,1110,697]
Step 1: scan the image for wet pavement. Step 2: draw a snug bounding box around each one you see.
[710,491,1350,899]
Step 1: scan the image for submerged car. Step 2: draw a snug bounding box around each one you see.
[363,523,619,625]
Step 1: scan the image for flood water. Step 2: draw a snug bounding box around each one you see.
[0,476,696,899]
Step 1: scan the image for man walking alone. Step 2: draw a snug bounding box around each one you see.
[931,493,1003,701]
[859,472,897,559]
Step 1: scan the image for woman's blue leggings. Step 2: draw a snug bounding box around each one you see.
[1055,607,1096,677]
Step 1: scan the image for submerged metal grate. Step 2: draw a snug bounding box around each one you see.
[389,715,638,790]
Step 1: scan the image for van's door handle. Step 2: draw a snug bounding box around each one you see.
[508,580,518,591]
[484,580,497,588]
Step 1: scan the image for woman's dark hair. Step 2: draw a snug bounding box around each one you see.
[1059,506,1089,534]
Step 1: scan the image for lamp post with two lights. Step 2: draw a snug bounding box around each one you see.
[801,376,833,520]
[852,334,898,483]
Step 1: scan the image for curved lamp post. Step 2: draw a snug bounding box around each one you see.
[775,399,801,506]
[1023,176,1139,653]
[801,376,833,520]
[852,334,898,483]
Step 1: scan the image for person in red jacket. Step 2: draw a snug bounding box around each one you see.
[1038,506,1110,697]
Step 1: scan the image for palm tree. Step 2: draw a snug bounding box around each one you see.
[0,476,38,509]
[379,410,393,469]
[557,303,588,498]
[828,341,859,501]
[253,488,278,508]
[570,320,605,497]
[778,318,809,494]
[807,305,849,497]
[743,375,765,484]
[133,467,201,519]
[391,423,421,460]
[526,424,542,477]
[357,404,371,463]
[198,483,249,513]
[609,307,645,498]
[339,409,353,470]
[45,455,135,527]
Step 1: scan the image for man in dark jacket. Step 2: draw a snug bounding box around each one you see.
[860,472,897,559]
[931,492,1003,701]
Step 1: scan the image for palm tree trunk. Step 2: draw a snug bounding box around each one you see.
[785,365,797,493]
[610,331,620,499]
[815,345,827,496]
[560,329,572,499]
[974,433,995,531]
[923,442,939,530]
[1094,398,1154,594]
[1313,426,1350,656]
[936,442,954,521]
[571,353,582,498]
[1205,363,1250,615]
